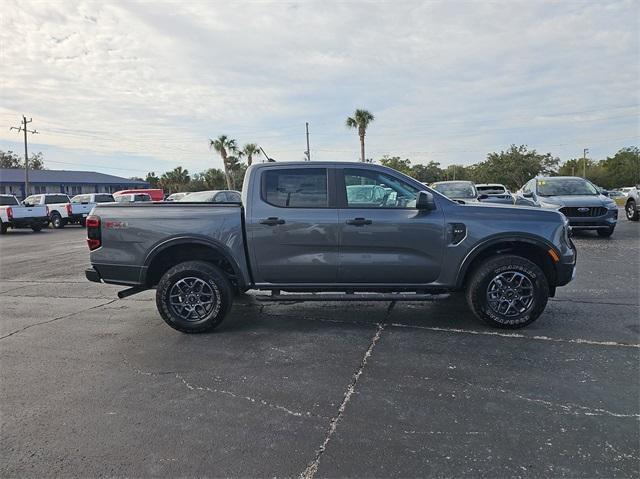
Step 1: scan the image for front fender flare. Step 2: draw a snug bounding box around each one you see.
[455,233,558,288]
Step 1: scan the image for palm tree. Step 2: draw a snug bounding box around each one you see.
[209,135,238,190]
[242,143,260,166]
[346,109,375,162]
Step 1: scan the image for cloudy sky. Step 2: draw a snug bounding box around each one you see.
[1,0,638,178]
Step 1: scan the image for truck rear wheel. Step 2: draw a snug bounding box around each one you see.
[156,260,233,333]
[466,255,549,329]
[31,224,42,232]
[0,221,7,235]
[50,212,65,229]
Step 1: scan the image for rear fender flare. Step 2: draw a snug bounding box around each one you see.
[142,235,247,288]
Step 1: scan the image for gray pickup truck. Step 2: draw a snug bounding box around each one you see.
[86,162,576,333]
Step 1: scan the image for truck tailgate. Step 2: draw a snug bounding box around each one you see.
[72,203,96,216]
[12,205,48,219]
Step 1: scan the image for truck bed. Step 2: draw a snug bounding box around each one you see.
[89,202,249,286]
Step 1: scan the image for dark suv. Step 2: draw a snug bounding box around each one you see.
[514,176,618,237]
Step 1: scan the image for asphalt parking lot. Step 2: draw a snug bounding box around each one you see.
[1,214,638,478]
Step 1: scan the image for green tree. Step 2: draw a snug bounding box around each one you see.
[210,135,238,190]
[379,156,413,175]
[226,155,247,191]
[145,172,160,188]
[346,109,375,162]
[0,150,45,169]
[0,150,21,168]
[241,143,260,167]
[411,161,445,184]
[603,147,639,188]
[160,166,190,194]
[478,145,559,190]
[28,152,45,170]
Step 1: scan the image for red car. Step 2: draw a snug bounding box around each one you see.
[113,189,164,202]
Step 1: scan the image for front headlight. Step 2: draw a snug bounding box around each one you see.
[540,201,562,209]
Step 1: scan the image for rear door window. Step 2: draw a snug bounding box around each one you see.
[0,196,18,206]
[94,194,114,203]
[263,168,328,208]
[45,195,70,204]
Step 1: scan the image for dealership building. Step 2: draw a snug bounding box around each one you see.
[0,169,149,199]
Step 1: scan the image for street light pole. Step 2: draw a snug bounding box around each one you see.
[583,148,589,179]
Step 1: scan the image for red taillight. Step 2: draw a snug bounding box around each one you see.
[86,216,100,228]
[66,203,73,216]
[86,215,101,250]
[6,207,13,220]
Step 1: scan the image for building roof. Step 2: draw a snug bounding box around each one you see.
[0,168,148,185]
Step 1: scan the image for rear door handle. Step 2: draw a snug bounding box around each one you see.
[260,217,285,226]
[345,217,372,226]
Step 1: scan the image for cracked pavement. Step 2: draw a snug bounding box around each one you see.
[1,215,638,478]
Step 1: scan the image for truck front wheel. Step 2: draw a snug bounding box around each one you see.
[156,260,233,333]
[466,255,549,329]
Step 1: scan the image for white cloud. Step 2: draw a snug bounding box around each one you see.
[0,0,637,176]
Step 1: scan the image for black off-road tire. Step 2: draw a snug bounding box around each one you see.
[597,226,615,237]
[31,224,42,232]
[0,221,8,235]
[156,260,233,333]
[626,200,639,221]
[466,255,549,329]
[50,212,65,229]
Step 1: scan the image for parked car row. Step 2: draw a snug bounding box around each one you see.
[0,188,243,234]
[430,176,635,238]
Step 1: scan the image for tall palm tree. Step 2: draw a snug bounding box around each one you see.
[346,109,375,162]
[209,135,238,190]
[242,143,260,166]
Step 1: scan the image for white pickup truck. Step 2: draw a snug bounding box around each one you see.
[0,194,49,234]
[24,193,96,228]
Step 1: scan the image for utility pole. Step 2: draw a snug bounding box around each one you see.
[582,148,589,179]
[304,122,311,161]
[9,116,38,198]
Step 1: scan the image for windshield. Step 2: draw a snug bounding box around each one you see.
[432,182,477,199]
[477,185,506,195]
[179,191,216,202]
[537,178,598,196]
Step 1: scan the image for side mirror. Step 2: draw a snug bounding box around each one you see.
[477,194,489,200]
[522,192,533,198]
[601,190,609,197]
[416,191,436,210]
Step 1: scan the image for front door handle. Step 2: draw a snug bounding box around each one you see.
[345,217,372,226]
[260,217,285,226]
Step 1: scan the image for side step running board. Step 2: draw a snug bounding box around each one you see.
[256,292,449,302]
[117,286,148,299]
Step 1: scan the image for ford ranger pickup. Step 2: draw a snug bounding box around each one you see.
[86,162,576,333]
